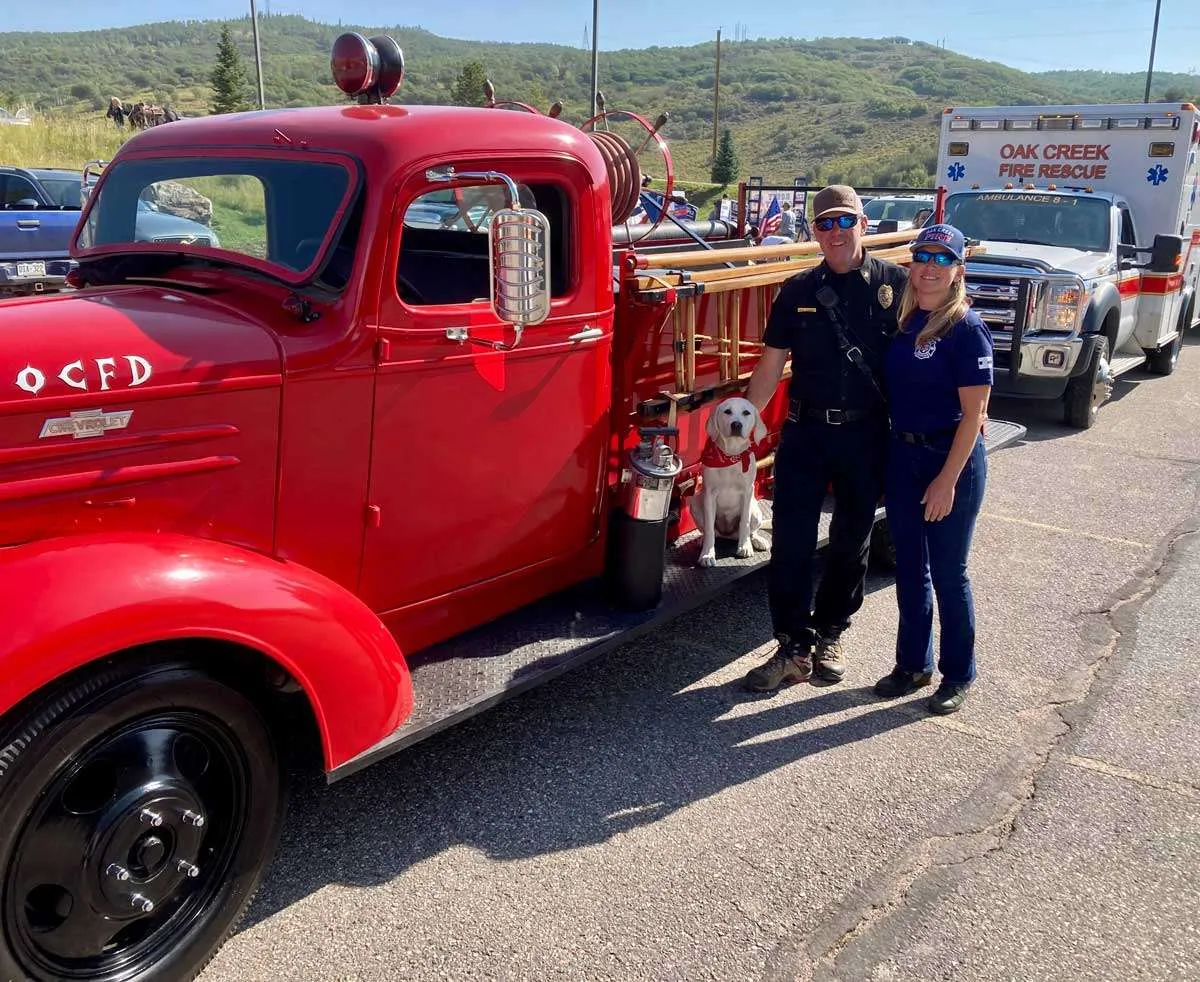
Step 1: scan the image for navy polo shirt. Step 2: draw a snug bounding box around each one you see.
[886,308,994,434]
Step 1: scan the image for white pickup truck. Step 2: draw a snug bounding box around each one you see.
[936,102,1200,427]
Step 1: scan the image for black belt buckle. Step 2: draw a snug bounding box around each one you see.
[824,408,847,425]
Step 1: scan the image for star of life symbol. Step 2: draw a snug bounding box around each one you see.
[39,408,133,440]
[947,162,965,182]
[1146,164,1169,186]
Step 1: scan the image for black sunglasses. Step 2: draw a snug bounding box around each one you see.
[814,214,859,231]
[912,249,960,267]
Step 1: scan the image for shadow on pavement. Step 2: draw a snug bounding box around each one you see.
[240,571,916,930]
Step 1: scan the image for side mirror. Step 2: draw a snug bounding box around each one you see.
[912,209,933,228]
[489,207,552,343]
[14,198,40,209]
[876,219,899,234]
[1148,233,1183,274]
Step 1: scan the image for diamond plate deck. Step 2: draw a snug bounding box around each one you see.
[332,418,1025,779]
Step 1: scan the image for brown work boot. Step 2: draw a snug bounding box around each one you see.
[742,638,813,692]
[813,631,846,682]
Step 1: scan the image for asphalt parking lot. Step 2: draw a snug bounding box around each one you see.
[203,336,1200,982]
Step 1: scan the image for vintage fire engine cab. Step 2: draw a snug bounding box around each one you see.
[0,36,1025,982]
[936,103,1200,428]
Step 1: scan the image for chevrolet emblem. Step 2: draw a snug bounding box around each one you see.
[39,408,133,440]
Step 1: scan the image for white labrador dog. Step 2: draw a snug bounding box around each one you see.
[690,396,770,567]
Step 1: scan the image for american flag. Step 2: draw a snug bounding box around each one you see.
[758,196,782,237]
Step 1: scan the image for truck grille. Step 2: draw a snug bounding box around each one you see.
[966,276,1029,372]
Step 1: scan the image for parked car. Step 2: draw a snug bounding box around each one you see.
[1,166,219,296]
[863,194,935,234]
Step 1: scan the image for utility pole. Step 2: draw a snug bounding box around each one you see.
[249,0,266,110]
[1143,0,1163,103]
[711,27,722,161]
[590,0,600,117]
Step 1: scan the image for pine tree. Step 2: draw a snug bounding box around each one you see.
[450,61,488,107]
[209,25,249,115]
[711,129,739,186]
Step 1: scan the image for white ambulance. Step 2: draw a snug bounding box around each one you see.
[935,103,1200,428]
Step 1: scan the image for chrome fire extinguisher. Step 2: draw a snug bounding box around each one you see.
[606,426,683,611]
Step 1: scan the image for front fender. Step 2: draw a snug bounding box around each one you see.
[1081,282,1121,338]
[0,533,412,770]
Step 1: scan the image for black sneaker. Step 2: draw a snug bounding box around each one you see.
[873,665,934,699]
[928,682,970,715]
[742,638,813,692]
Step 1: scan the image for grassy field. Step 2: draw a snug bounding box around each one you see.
[1,117,126,170]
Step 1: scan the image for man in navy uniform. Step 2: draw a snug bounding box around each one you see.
[744,185,908,690]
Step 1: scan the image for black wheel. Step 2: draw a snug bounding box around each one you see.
[1145,326,1183,376]
[1063,336,1111,430]
[869,516,896,572]
[0,662,284,982]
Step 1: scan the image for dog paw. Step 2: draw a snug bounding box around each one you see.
[751,533,770,551]
[735,541,754,559]
[698,550,718,568]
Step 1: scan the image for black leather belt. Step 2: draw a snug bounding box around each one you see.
[788,399,875,425]
[893,428,958,447]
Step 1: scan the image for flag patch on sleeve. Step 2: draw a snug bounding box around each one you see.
[978,356,993,370]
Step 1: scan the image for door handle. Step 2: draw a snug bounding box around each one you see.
[16,220,40,229]
[567,326,604,342]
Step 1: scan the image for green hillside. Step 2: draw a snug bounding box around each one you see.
[1,16,1196,186]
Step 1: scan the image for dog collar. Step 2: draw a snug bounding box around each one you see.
[701,438,755,473]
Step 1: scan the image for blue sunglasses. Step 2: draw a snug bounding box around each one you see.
[814,214,859,231]
[912,249,960,266]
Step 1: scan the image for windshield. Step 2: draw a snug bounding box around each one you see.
[944,192,1111,252]
[864,198,930,221]
[36,177,83,208]
[76,155,356,279]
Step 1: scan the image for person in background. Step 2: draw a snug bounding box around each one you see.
[742,185,908,691]
[779,200,797,241]
[873,224,992,716]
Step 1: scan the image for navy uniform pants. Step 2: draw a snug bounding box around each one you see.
[768,415,888,647]
[884,433,987,686]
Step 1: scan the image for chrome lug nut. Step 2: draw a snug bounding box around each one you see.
[181,809,205,828]
[130,894,155,913]
[138,808,163,828]
[105,863,131,882]
[176,860,200,878]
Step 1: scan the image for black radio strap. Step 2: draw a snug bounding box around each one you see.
[814,283,887,404]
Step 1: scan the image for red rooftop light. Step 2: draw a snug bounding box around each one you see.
[331,33,404,103]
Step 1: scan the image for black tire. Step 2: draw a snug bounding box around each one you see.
[1063,336,1110,430]
[0,662,284,982]
[1145,324,1184,376]
[869,517,897,572]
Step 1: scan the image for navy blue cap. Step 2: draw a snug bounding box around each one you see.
[910,223,966,262]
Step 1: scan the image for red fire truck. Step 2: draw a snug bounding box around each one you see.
[0,36,1021,982]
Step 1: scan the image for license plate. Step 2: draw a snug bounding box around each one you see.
[16,261,46,278]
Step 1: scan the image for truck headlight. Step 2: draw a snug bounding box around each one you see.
[1032,277,1087,334]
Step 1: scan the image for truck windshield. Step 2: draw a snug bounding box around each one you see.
[863,198,930,221]
[944,192,1110,252]
[76,155,355,278]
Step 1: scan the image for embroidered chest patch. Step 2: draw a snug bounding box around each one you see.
[914,339,939,360]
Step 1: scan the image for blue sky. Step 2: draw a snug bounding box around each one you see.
[2,0,1197,75]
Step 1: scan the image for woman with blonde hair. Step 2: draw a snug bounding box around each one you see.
[873,224,993,715]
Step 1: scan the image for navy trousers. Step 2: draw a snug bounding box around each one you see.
[884,433,987,686]
[768,416,888,646]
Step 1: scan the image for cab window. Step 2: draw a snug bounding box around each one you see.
[395,181,571,307]
[1119,207,1137,248]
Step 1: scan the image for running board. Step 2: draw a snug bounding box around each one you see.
[1110,352,1149,377]
[329,418,1026,781]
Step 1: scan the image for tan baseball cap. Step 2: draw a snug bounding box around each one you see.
[812,185,862,219]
